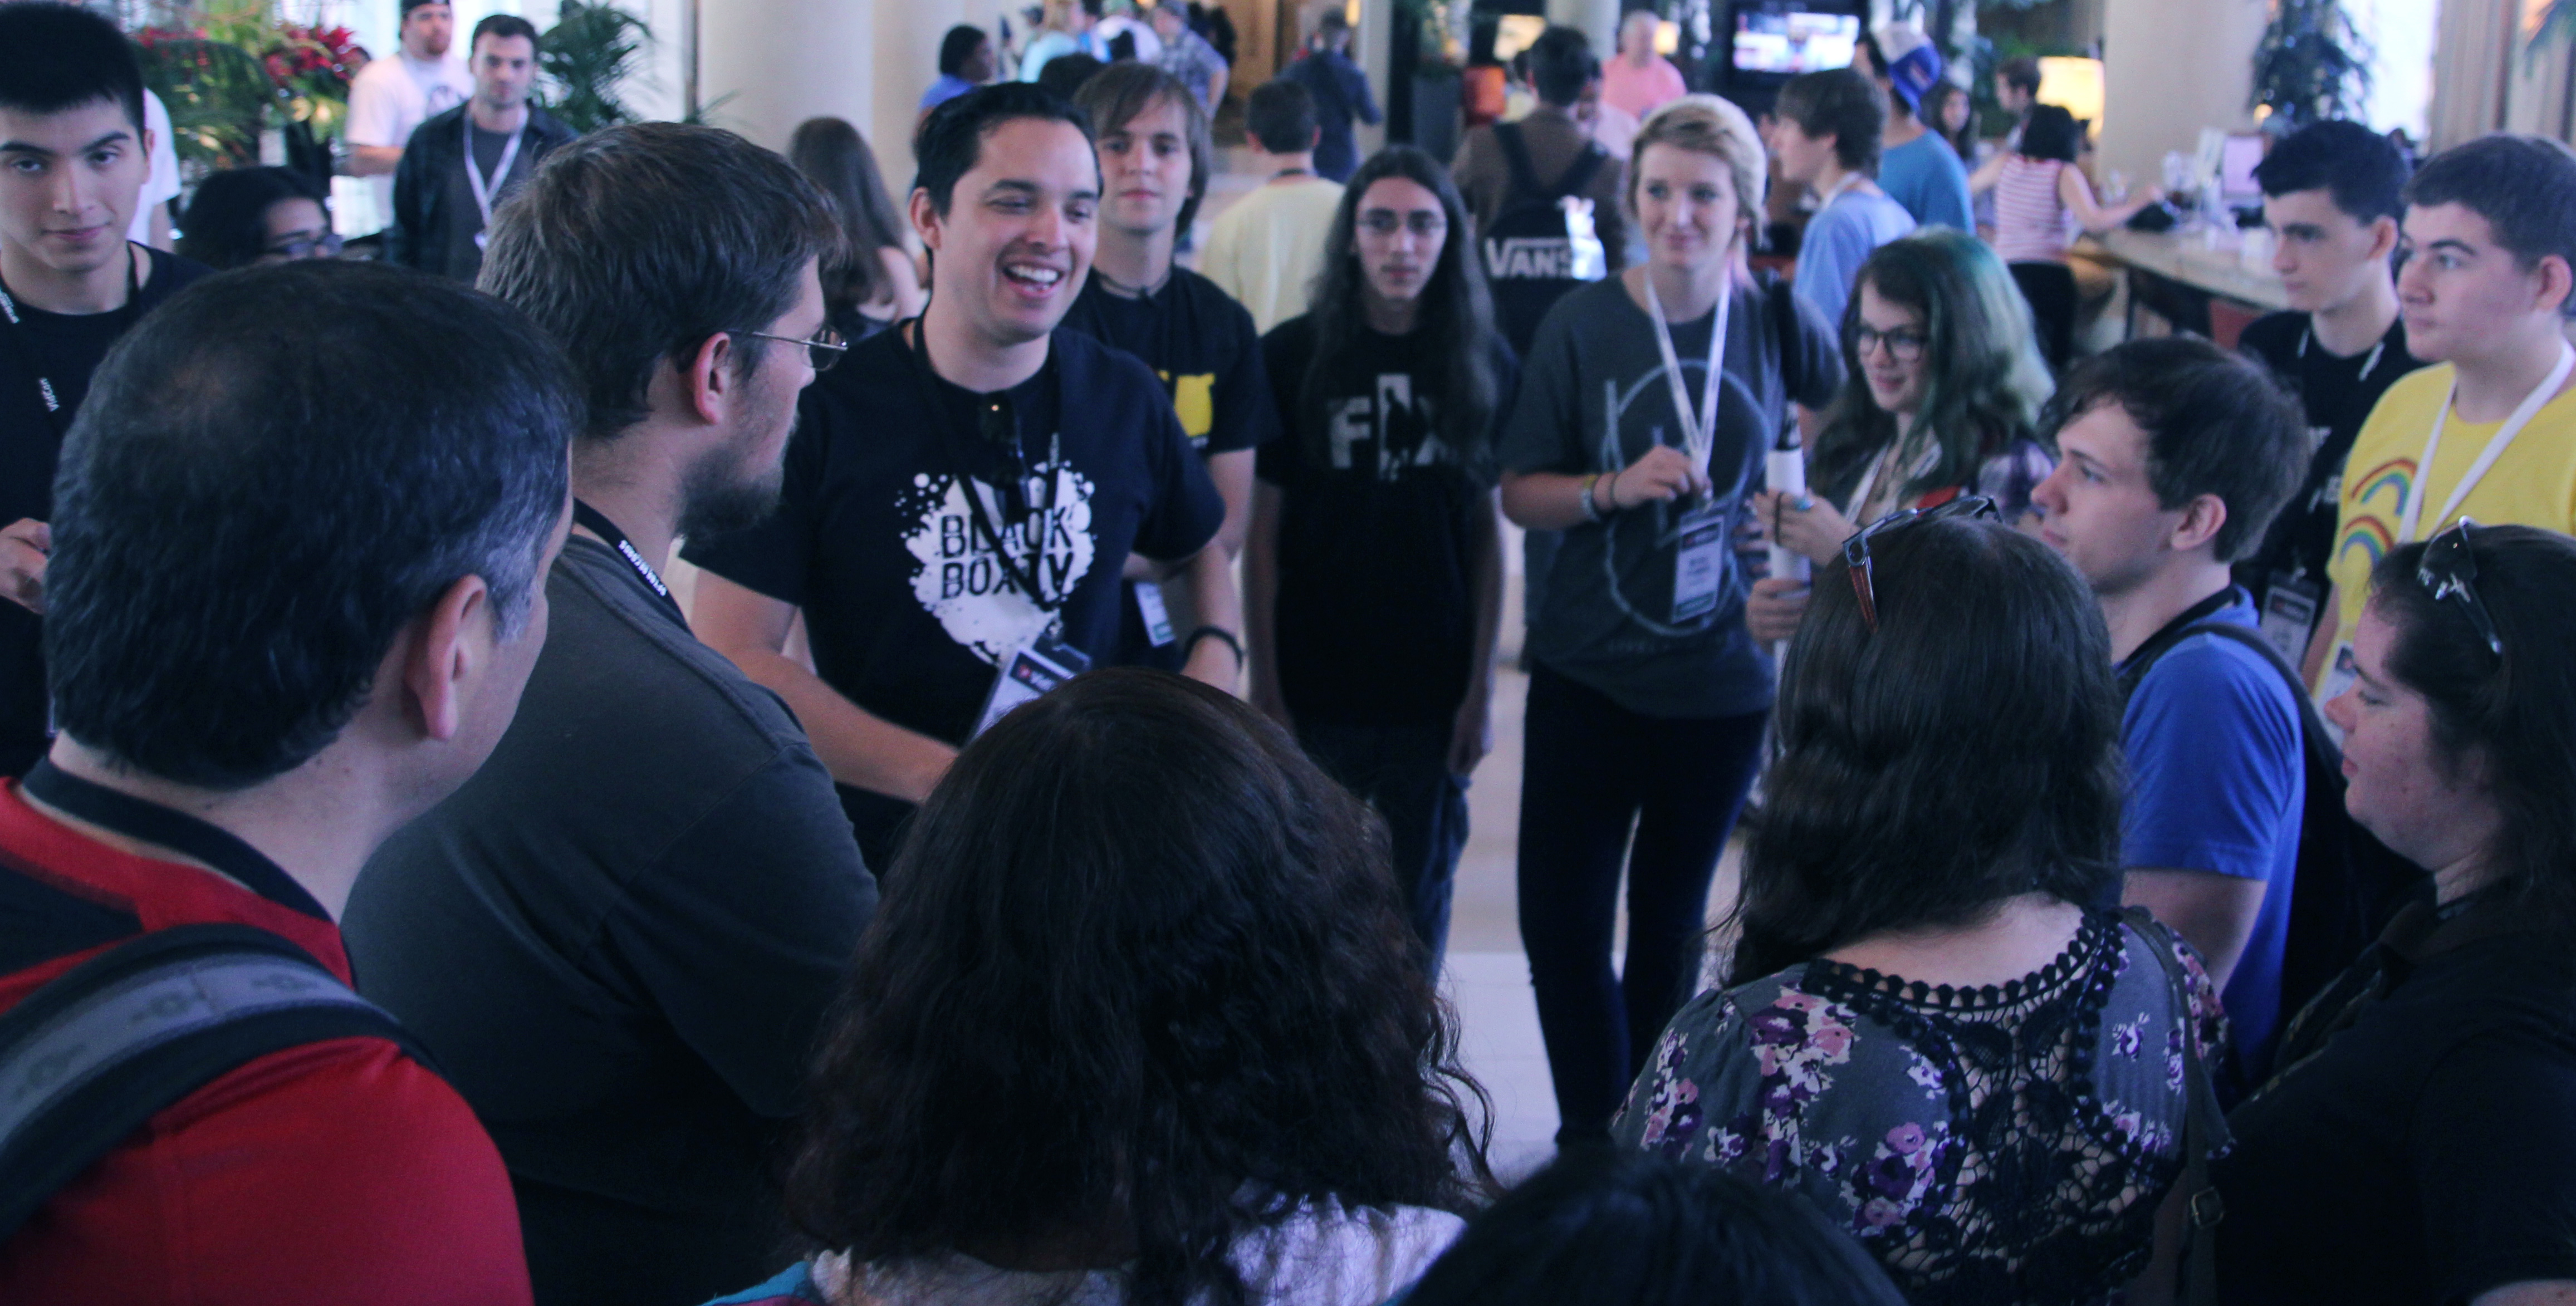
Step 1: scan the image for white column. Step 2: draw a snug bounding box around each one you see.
[2097,0,2267,188]
[1547,0,1617,66]
[698,0,876,156]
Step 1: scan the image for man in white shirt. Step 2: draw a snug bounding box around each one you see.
[344,0,471,232]
[124,90,179,249]
[1200,80,1344,333]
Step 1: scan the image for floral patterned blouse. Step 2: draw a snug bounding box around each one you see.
[1612,910,2227,1306]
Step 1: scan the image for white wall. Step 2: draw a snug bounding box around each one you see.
[2098,0,2268,189]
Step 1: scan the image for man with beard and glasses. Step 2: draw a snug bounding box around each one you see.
[688,84,1232,872]
[343,124,878,1306]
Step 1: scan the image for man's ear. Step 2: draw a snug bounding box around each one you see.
[2171,493,2229,556]
[2366,214,2400,264]
[2532,252,2574,319]
[680,331,734,426]
[910,186,945,253]
[398,575,493,744]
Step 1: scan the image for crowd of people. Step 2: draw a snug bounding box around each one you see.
[7,1,2576,1304]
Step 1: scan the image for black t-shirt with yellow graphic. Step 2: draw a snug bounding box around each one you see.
[1062,264,1279,665]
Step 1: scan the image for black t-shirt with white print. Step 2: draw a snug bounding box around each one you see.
[1257,315,1518,725]
[681,325,1225,865]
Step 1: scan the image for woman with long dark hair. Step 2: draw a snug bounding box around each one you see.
[1745,230,2052,640]
[2216,524,2576,1303]
[714,670,1491,1306]
[1245,146,1513,974]
[786,116,925,340]
[174,166,338,269]
[1614,510,2222,1304]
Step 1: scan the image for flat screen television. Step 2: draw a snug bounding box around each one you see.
[1731,7,1859,76]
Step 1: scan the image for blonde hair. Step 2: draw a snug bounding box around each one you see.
[1629,94,1769,248]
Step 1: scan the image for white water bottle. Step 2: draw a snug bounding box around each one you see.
[1764,428,1809,661]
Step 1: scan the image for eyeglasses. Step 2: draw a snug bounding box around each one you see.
[1356,210,1447,238]
[1842,495,2000,632]
[1851,323,1927,362]
[741,325,849,373]
[2419,517,2504,660]
[261,232,344,260]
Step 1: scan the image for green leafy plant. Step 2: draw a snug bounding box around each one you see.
[2250,0,2372,128]
[541,0,651,134]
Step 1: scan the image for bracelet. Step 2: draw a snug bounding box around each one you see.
[1579,474,1604,522]
[1186,625,1244,669]
[1601,465,1623,513]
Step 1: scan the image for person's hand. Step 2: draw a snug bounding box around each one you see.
[1448,687,1493,777]
[1750,489,1857,567]
[1605,445,1707,509]
[1745,574,1809,644]
[0,519,50,615]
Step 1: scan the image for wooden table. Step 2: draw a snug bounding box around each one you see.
[2087,227,2291,347]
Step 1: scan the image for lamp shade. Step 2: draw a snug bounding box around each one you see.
[2037,55,2105,131]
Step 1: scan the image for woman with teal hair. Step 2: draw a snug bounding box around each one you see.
[1747,229,2055,639]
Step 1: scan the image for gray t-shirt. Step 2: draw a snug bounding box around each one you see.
[442,121,536,283]
[345,537,878,1304]
[1502,277,1772,719]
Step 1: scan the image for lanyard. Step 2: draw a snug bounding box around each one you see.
[2296,324,2387,385]
[571,499,683,623]
[462,112,528,230]
[1643,274,1731,479]
[906,322,1069,612]
[0,243,142,436]
[2399,341,2576,544]
[20,758,330,922]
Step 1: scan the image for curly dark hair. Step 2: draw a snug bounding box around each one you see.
[787,669,1493,1305]
[1730,517,2124,983]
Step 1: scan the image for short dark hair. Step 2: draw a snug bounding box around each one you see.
[1405,1151,1908,1306]
[399,0,449,17]
[2044,336,2308,563]
[911,81,1094,216]
[47,261,575,789]
[1733,517,2123,982]
[2406,134,2576,283]
[2254,119,2409,225]
[1528,24,1596,106]
[2018,103,2083,163]
[937,23,989,77]
[1034,51,1104,101]
[1776,67,1886,175]
[0,3,145,134]
[1073,61,1211,234]
[174,166,328,270]
[1245,78,1317,154]
[1999,56,2043,95]
[2369,526,2576,937]
[789,670,1491,1303]
[480,122,840,442]
[470,13,539,51]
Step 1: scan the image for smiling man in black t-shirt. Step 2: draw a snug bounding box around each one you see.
[688,84,1233,869]
[1062,63,1277,670]
[0,6,209,777]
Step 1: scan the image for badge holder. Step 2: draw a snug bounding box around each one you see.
[2257,571,2322,664]
[1671,497,1730,623]
[970,632,1093,739]
[1133,581,1177,647]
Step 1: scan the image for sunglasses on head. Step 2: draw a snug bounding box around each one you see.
[1842,495,2000,632]
[2420,517,2504,661]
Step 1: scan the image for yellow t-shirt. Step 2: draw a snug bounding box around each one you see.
[2322,361,2576,687]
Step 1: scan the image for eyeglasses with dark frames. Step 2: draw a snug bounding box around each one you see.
[1850,323,1928,362]
[261,232,345,260]
[741,325,849,373]
[1842,495,2000,632]
[1356,210,1448,238]
[2420,517,2504,660]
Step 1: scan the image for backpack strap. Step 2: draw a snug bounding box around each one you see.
[2159,620,2334,761]
[2118,907,2230,1306]
[1552,144,1608,201]
[1494,122,1545,200]
[0,922,443,1243]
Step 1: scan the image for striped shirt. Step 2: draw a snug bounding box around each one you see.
[1993,155,2080,264]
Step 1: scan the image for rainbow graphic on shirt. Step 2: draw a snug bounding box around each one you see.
[2334,455,2417,572]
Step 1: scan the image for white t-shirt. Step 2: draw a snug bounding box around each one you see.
[830,1199,1465,1306]
[345,50,474,227]
[124,90,182,246]
[1199,175,1345,335]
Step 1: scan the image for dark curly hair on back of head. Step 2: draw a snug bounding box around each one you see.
[787,669,1494,1306]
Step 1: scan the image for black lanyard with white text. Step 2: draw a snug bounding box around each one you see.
[20,758,329,921]
[0,244,143,438]
[904,321,1067,612]
[571,500,684,624]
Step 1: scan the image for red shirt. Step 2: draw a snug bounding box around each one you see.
[0,782,532,1305]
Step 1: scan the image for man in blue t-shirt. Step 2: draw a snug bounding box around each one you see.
[1857,23,1973,232]
[2029,337,2314,1072]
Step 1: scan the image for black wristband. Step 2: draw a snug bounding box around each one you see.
[1186,625,1244,667]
